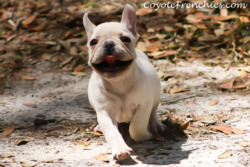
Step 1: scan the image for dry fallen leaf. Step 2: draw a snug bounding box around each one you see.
[218,150,232,159]
[215,15,235,21]
[69,46,78,55]
[65,121,69,126]
[146,45,160,52]
[223,66,230,71]
[164,50,176,55]
[64,30,75,38]
[41,158,63,163]
[151,50,176,59]
[15,138,29,146]
[240,70,248,79]
[238,141,250,147]
[23,103,37,108]
[95,154,109,162]
[211,125,233,134]
[220,8,228,17]
[71,145,86,149]
[136,41,147,52]
[210,125,244,135]
[224,29,235,36]
[163,25,174,32]
[243,36,250,44]
[19,74,36,80]
[3,125,15,135]
[219,80,234,89]
[62,66,72,71]
[186,98,196,103]
[84,142,90,146]
[232,128,245,134]
[60,57,74,67]
[148,51,165,58]
[73,141,90,147]
[20,161,34,167]
[172,114,185,122]
[41,93,53,98]
[28,26,44,32]
[181,121,190,130]
[210,100,219,106]
[239,16,249,23]
[190,46,208,51]
[74,65,86,72]
[0,162,6,166]
[22,14,37,26]
[136,8,154,16]
[233,85,246,89]
[94,131,103,136]
[154,135,164,142]
[71,72,88,77]
[163,73,174,81]
[201,118,217,125]
[6,34,17,42]
[170,88,190,94]
[0,153,13,158]
[186,14,200,23]
[195,23,207,29]
[157,70,164,79]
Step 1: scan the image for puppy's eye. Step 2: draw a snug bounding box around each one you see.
[90,39,98,46]
[120,36,131,43]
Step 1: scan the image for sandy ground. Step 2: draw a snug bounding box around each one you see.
[0,59,249,167]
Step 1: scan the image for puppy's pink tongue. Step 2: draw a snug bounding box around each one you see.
[103,55,117,66]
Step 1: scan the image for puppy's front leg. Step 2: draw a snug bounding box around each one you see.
[96,111,132,160]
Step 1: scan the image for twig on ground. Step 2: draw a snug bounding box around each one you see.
[161,94,197,105]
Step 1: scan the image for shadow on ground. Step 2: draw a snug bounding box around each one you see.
[117,119,192,166]
[1,93,93,127]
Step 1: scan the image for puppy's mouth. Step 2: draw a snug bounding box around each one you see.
[92,55,133,74]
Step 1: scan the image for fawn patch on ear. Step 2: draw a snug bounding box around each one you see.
[121,4,137,39]
[83,13,96,39]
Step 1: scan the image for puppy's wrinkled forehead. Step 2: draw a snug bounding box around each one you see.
[91,22,131,39]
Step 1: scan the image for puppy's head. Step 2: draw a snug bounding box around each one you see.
[83,4,138,78]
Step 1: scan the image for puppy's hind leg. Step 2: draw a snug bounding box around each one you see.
[149,104,166,138]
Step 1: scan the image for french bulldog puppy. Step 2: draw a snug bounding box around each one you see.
[83,4,166,160]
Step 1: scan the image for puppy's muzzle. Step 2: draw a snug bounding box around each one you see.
[92,55,133,74]
[104,41,115,50]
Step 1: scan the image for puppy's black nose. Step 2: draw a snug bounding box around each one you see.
[103,41,115,49]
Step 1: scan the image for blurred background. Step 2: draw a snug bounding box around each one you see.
[0,1,249,166]
[0,0,249,89]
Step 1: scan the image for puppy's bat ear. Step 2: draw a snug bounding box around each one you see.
[121,4,137,39]
[83,13,96,39]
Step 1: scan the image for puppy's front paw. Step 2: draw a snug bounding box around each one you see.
[112,145,132,160]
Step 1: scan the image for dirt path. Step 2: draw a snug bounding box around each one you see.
[0,60,249,167]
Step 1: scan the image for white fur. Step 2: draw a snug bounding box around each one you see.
[83,4,165,160]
